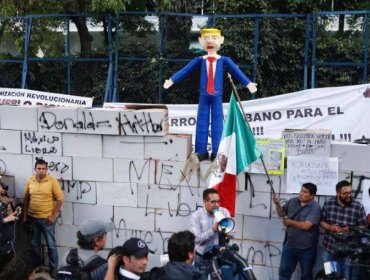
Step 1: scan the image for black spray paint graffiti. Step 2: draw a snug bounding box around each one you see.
[60,180,93,200]
[114,219,169,254]
[119,112,163,135]
[128,159,152,193]
[48,161,69,174]
[23,131,61,154]
[39,111,112,131]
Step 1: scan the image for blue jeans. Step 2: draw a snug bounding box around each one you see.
[30,217,58,270]
[279,243,316,280]
[322,249,362,280]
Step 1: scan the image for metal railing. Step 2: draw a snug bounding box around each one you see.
[0,11,369,105]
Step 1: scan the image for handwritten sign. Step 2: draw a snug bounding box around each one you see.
[287,156,338,195]
[249,138,285,175]
[283,129,331,157]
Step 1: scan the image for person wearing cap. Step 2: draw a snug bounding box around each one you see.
[105,237,151,280]
[163,28,257,162]
[60,219,114,280]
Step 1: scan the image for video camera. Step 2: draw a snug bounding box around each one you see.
[333,226,370,265]
[201,216,256,280]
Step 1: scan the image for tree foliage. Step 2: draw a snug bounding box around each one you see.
[0,0,369,104]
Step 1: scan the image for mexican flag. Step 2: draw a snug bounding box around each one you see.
[209,93,261,217]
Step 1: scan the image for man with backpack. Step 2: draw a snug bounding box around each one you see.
[58,219,114,280]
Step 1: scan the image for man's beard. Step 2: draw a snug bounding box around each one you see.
[339,195,353,206]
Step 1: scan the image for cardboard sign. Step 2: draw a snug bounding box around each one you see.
[283,129,331,157]
[287,156,338,195]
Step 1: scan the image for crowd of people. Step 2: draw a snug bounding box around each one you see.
[0,158,368,280]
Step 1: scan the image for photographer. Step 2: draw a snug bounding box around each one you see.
[273,182,321,280]
[320,180,367,280]
[0,182,19,271]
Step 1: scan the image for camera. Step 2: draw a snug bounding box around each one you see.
[202,229,256,280]
[333,226,370,265]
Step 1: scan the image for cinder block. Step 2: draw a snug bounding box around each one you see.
[38,107,78,133]
[56,224,79,247]
[114,207,155,232]
[73,204,113,225]
[63,134,102,157]
[157,160,210,189]
[235,190,271,217]
[243,216,284,243]
[0,130,21,154]
[103,135,144,159]
[0,153,33,198]
[77,108,121,135]
[144,134,191,161]
[252,265,279,280]
[22,131,62,156]
[331,142,370,172]
[113,158,155,185]
[0,106,38,131]
[240,240,267,265]
[233,214,243,239]
[264,241,283,268]
[111,229,172,255]
[137,184,179,210]
[60,202,73,225]
[155,211,191,232]
[119,109,168,136]
[73,157,113,182]
[246,173,287,193]
[61,180,97,204]
[179,186,204,213]
[97,182,137,207]
[33,155,72,180]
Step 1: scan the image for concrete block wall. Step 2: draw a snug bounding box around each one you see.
[1,105,369,280]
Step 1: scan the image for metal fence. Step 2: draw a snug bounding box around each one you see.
[0,11,369,105]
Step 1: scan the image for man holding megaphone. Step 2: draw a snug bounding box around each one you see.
[190,189,235,279]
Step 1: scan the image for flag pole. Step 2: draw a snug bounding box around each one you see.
[227,74,276,196]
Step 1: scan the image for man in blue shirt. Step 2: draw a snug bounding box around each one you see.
[273,182,321,280]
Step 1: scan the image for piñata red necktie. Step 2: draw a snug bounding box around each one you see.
[207,57,216,94]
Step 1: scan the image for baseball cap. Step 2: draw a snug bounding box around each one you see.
[79,219,114,237]
[122,238,153,258]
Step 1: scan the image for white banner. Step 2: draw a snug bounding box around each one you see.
[0,88,93,107]
[167,84,370,147]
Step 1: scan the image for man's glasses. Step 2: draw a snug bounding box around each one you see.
[207,200,220,204]
[339,191,352,197]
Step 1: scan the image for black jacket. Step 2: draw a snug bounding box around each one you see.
[145,262,202,280]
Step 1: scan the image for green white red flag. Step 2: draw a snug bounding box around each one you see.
[209,93,261,216]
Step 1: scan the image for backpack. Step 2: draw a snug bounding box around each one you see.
[57,248,107,280]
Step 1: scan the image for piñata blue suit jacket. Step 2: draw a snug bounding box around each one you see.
[170,56,252,155]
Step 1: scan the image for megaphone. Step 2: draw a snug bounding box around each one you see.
[213,209,235,233]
